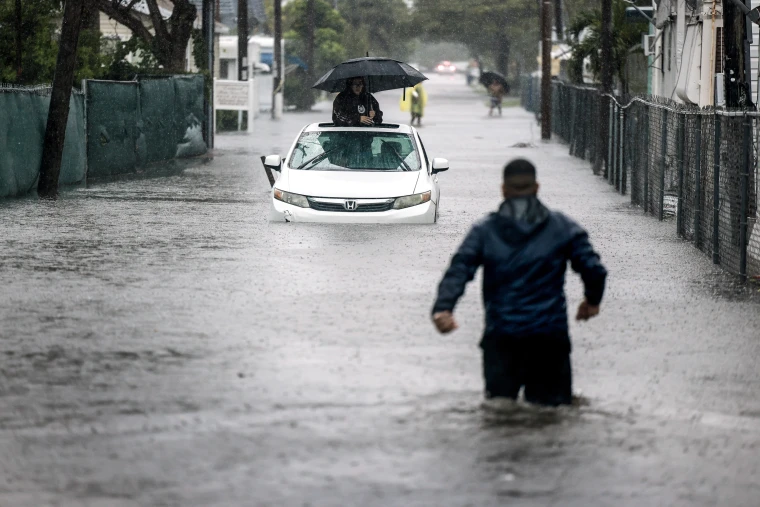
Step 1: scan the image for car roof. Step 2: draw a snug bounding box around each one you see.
[302,122,415,135]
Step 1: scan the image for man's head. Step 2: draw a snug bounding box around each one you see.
[502,158,539,199]
[348,77,365,95]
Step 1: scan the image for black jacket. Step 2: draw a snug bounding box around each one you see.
[332,90,383,126]
[432,196,607,337]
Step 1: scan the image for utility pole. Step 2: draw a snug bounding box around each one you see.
[306,0,315,82]
[554,0,563,40]
[723,0,753,107]
[540,0,552,139]
[38,0,85,199]
[238,0,248,81]
[596,0,613,175]
[202,0,215,148]
[272,0,283,119]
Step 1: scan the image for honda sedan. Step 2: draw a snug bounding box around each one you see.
[266,122,448,223]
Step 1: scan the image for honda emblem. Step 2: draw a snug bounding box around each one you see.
[344,200,358,211]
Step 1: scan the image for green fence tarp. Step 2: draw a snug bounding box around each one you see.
[173,75,207,158]
[1,74,206,196]
[86,81,140,179]
[139,78,179,164]
[0,90,86,197]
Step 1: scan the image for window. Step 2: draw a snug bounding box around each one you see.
[289,131,421,172]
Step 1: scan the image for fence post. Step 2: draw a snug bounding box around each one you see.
[740,113,750,280]
[644,109,650,213]
[618,106,625,192]
[659,109,668,221]
[607,100,614,179]
[713,113,721,264]
[694,115,702,247]
[677,113,685,235]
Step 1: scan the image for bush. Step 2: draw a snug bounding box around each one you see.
[216,110,249,131]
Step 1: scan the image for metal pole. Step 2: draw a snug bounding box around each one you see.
[643,110,650,212]
[623,108,629,195]
[677,113,685,235]
[618,106,624,190]
[694,115,703,247]
[203,0,215,149]
[607,101,614,180]
[238,0,248,81]
[272,0,283,119]
[540,0,552,139]
[740,113,750,279]
[659,109,668,221]
[713,114,721,263]
[597,0,613,174]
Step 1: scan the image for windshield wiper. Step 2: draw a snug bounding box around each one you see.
[297,147,342,170]
[381,140,412,172]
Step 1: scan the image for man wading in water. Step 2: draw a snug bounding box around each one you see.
[431,159,607,406]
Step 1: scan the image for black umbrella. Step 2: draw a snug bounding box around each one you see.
[479,71,510,91]
[312,57,428,93]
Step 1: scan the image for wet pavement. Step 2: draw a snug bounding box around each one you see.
[1,74,760,506]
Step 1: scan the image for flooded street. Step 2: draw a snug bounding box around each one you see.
[2,75,760,506]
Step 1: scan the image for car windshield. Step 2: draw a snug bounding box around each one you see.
[289,131,421,172]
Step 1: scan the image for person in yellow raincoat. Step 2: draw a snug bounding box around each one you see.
[400,83,427,126]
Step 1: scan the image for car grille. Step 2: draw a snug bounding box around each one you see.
[307,198,394,213]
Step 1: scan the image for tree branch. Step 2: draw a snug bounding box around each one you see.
[97,0,154,44]
[144,0,169,42]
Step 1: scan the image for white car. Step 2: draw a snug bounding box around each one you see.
[266,122,449,223]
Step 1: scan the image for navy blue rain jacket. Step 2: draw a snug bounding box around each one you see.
[432,196,607,337]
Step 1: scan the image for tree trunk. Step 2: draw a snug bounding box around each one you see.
[14,0,22,80]
[38,0,85,199]
[82,0,100,31]
[496,37,510,80]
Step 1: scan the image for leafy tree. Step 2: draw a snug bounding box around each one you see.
[336,0,414,61]
[94,0,197,73]
[412,0,538,81]
[0,0,108,85]
[566,0,647,94]
[282,0,347,109]
[0,0,61,83]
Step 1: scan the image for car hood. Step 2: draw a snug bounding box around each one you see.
[284,170,421,198]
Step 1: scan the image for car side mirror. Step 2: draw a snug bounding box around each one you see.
[431,157,449,174]
[264,154,282,172]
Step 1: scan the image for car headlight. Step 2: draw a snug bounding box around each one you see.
[273,188,310,208]
[393,191,431,210]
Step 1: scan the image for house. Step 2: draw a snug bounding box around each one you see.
[648,0,759,107]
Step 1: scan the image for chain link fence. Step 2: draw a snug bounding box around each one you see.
[534,80,760,281]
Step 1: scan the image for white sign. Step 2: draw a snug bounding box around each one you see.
[213,78,256,133]
[215,80,250,109]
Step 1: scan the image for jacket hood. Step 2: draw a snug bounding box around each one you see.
[493,195,550,244]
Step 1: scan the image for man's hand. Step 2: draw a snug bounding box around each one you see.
[432,311,458,334]
[360,115,374,125]
[369,110,376,119]
[575,300,600,321]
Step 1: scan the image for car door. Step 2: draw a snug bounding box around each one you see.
[415,130,440,204]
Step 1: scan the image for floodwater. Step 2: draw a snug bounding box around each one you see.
[2,74,760,506]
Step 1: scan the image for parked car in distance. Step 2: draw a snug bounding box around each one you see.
[266,122,449,224]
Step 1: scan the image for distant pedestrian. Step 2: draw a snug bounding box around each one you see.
[431,159,607,406]
[487,81,505,116]
[399,83,427,127]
